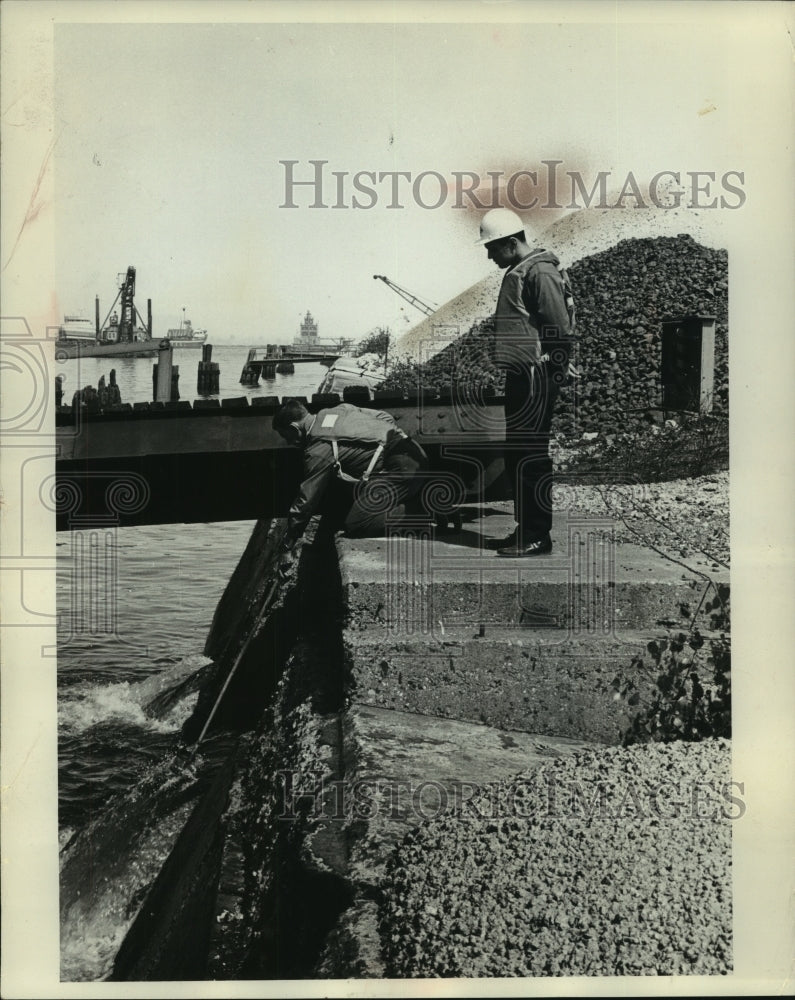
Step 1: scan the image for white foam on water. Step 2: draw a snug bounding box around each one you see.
[59,800,195,982]
[58,654,212,735]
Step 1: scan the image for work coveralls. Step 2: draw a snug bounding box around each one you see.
[286,403,429,541]
[493,249,575,542]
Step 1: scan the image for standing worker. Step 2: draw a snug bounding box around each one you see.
[476,207,576,557]
[274,398,431,558]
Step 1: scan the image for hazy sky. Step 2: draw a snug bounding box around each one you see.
[51,15,746,344]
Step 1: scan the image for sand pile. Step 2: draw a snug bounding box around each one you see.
[380,737,732,978]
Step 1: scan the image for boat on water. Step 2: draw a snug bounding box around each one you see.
[56,269,206,358]
[57,312,158,359]
[165,314,208,348]
[58,315,98,343]
[57,266,157,358]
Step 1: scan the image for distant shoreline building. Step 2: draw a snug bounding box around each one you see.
[292,311,353,354]
[293,310,319,348]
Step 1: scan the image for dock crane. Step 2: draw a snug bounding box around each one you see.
[373,275,438,317]
[97,266,152,343]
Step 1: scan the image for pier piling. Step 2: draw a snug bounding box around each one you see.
[239,347,260,386]
[108,369,122,406]
[197,344,220,395]
[68,370,123,412]
[153,341,179,402]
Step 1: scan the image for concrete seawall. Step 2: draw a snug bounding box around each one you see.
[110,505,728,979]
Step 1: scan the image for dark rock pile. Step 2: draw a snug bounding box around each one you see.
[384,235,728,440]
[565,234,728,435]
[380,738,732,978]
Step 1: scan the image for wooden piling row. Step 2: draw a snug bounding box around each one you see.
[97,371,123,408]
[67,368,123,411]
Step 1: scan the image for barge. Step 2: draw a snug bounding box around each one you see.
[57,267,204,359]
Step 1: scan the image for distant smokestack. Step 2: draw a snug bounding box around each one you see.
[95,296,100,336]
[147,298,152,336]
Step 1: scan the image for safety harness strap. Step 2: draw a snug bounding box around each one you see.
[331,439,385,483]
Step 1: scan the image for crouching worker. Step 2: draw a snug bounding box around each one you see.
[273,398,431,558]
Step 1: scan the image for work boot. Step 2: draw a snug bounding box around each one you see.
[496,534,552,557]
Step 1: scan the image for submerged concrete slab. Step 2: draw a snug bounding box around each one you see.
[339,704,592,890]
[338,508,727,632]
[316,704,592,977]
[343,626,660,743]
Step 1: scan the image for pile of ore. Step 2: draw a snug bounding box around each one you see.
[384,235,728,440]
[380,738,732,978]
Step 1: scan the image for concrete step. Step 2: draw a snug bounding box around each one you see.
[343,626,669,744]
[337,508,727,633]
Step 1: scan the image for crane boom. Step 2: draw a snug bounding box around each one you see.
[98,266,152,342]
[373,275,437,317]
[118,266,136,342]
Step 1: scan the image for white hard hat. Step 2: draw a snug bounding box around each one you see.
[475,207,525,245]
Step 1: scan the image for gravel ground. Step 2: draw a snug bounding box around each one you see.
[380,738,732,978]
[553,470,730,569]
[481,470,729,570]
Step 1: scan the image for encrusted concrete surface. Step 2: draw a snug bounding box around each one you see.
[336,506,725,745]
[338,508,726,633]
[313,504,731,977]
[315,899,387,978]
[341,704,592,889]
[163,506,729,979]
[343,627,659,743]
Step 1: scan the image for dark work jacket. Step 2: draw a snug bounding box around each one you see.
[493,249,574,370]
[287,403,401,539]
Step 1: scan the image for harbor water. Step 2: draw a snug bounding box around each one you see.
[55,342,332,405]
[56,350,330,979]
